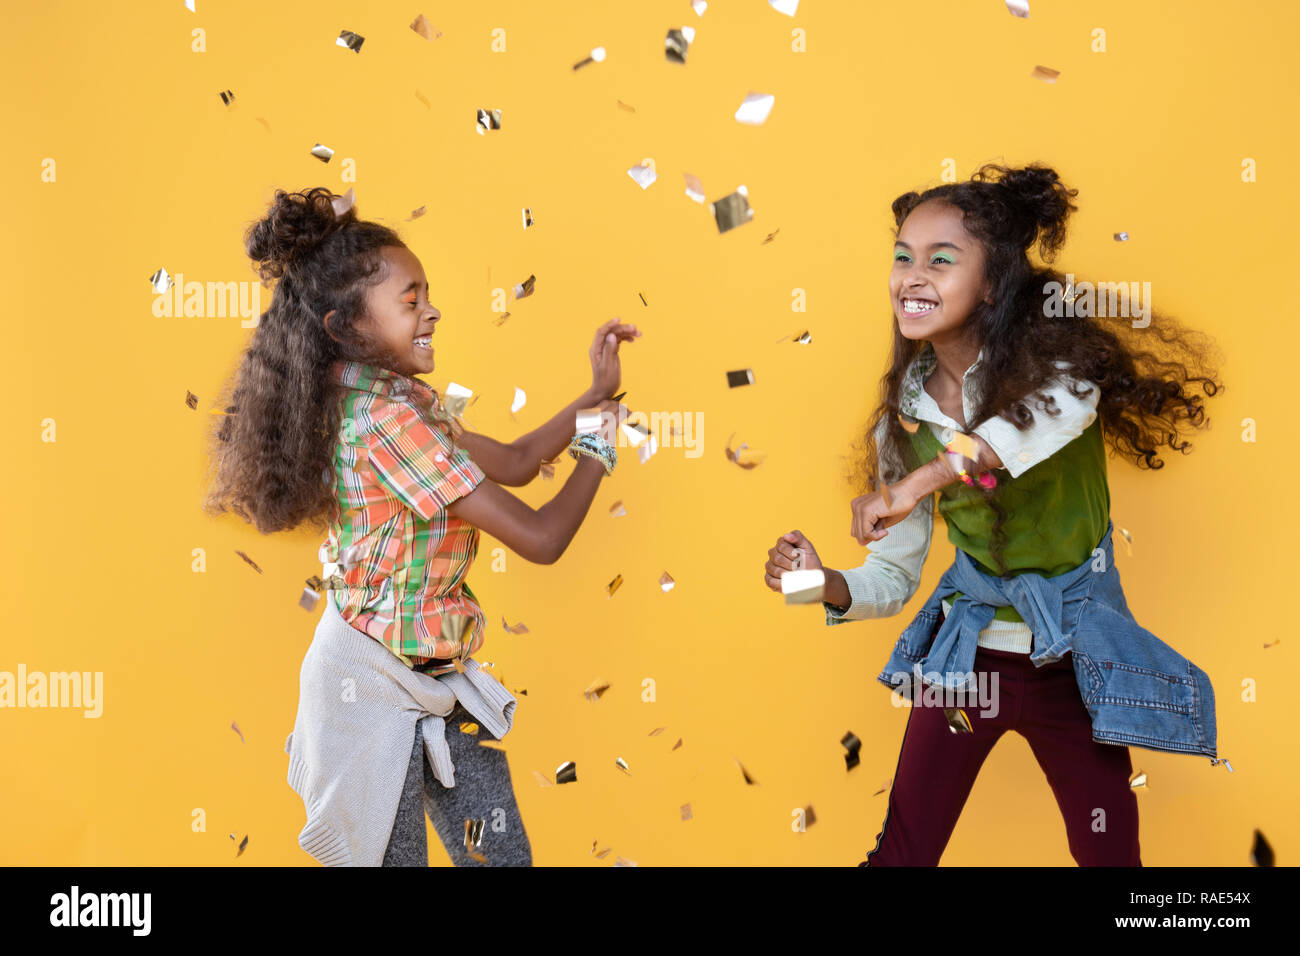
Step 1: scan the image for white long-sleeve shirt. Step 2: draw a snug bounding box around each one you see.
[824,342,1101,654]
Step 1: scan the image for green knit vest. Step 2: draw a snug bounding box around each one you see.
[902,419,1111,623]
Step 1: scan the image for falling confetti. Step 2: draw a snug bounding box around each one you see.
[1113,231,1129,241]
[1263,639,1280,649]
[150,268,172,294]
[1210,756,1235,772]
[614,857,638,867]
[573,46,606,70]
[584,679,611,701]
[782,568,825,604]
[1128,770,1148,790]
[476,108,502,134]
[769,0,799,14]
[762,228,781,244]
[1117,526,1133,557]
[522,207,533,228]
[512,273,535,299]
[693,0,708,14]
[638,292,647,306]
[726,369,755,388]
[616,99,636,112]
[556,761,578,785]
[230,720,244,743]
[310,143,334,163]
[637,436,658,463]
[734,92,775,125]
[459,722,479,735]
[236,834,248,857]
[219,89,235,106]
[681,803,693,821]
[1005,0,1029,16]
[1031,65,1060,83]
[665,27,694,64]
[615,757,631,775]
[298,587,320,611]
[510,387,527,414]
[336,30,364,52]
[944,709,973,734]
[331,187,355,218]
[538,454,559,479]
[501,616,530,635]
[592,841,613,859]
[672,738,683,751]
[841,731,862,770]
[185,390,198,410]
[532,770,553,789]
[1251,830,1274,867]
[873,779,891,796]
[733,757,757,785]
[724,433,766,469]
[609,500,627,517]
[410,14,440,40]
[659,571,675,592]
[464,818,488,864]
[649,727,667,737]
[607,574,623,597]
[802,804,817,827]
[234,550,263,574]
[683,173,705,203]
[628,159,658,190]
[710,186,754,233]
[897,413,920,434]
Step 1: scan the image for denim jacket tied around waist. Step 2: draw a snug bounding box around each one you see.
[876,520,1218,760]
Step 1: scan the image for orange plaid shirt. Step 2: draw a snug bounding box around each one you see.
[322,360,487,674]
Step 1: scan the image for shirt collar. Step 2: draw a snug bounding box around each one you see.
[899,341,986,425]
[329,360,438,414]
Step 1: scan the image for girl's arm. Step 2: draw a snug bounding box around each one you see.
[447,454,608,564]
[457,387,603,487]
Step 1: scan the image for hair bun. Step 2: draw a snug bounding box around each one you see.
[245,187,353,281]
[985,164,1078,261]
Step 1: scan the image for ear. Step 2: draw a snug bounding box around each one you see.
[322,308,342,343]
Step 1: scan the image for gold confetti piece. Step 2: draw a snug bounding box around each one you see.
[414,90,431,109]
[896,413,919,434]
[231,720,244,743]
[573,46,606,70]
[638,292,647,306]
[185,390,198,410]
[793,330,810,344]
[726,368,755,388]
[877,479,893,510]
[532,770,553,789]
[556,761,578,785]
[841,731,862,770]
[476,108,502,134]
[1251,829,1274,867]
[464,818,488,864]
[512,273,535,299]
[593,843,613,859]
[236,834,248,857]
[1005,0,1029,16]
[649,726,667,737]
[616,99,636,112]
[254,116,271,132]
[944,431,979,460]
[1128,770,1148,790]
[501,616,530,635]
[584,679,610,701]
[614,857,638,867]
[615,757,631,775]
[440,381,473,418]
[665,26,694,64]
[659,571,675,592]
[725,433,767,469]
[1113,231,1129,241]
[310,143,334,163]
[336,29,364,52]
[803,804,817,827]
[219,89,235,106]
[150,268,172,294]
[298,587,320,611]
[944,708,973,734]
[762,228,780,244]
[628,159,657,190]
[234,550,263,574]
[734,92,775,125]
[672,738,683,751]
[607,574,623,598]
[609,500,627,517]
[683,173,705,203]
[1263,639,1280,649]
[538,454,558,479]
[410,14,440,40]
[681,803,693,821]
[1031,65,1060,83]
[408,205,425,221]
[459,722,479,735]
[522,207,534,228]
[330,187,355,218]
[711,185,754,233]
[873,778,892,796]
[733,757,757,785]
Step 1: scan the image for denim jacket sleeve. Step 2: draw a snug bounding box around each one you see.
[970,367,1100,480]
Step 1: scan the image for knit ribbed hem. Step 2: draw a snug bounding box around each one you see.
[941,599,1033,654]
[286,750,355,866]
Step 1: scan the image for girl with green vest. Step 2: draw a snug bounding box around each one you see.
[763,163,1224,866]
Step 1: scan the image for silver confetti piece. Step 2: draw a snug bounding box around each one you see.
[150,268,172,294]
[1005,0,1030,17]
[665,27,694,64]
[336,30,364,53]
[311,143,335,163]
[476,108,502,134]
[1114,231,1129,241]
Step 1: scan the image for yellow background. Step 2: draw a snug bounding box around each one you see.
[4,0,1297,866]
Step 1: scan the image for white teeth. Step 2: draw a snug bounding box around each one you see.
[414,336,432,348]
[903,298,938,314]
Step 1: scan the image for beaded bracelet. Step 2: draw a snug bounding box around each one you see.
[941,448,998,490]
[568,432,617,475]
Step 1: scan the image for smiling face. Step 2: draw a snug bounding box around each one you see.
[890,200,991,345]
[358,245,441,377]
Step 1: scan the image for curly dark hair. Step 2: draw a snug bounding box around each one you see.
[846,162,1225,574]
[202,186,412,534]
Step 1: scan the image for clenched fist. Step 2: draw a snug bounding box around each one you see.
[763,530,821,593]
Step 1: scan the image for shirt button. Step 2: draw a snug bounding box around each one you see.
[1019,452,1030,462]
[941,427,953,442]
[1084,411,1097,426]
[434,452,446,463]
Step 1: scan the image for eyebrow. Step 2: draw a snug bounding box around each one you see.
[894,240,963,252]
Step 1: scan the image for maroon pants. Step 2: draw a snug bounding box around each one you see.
[864,629,1141,866]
